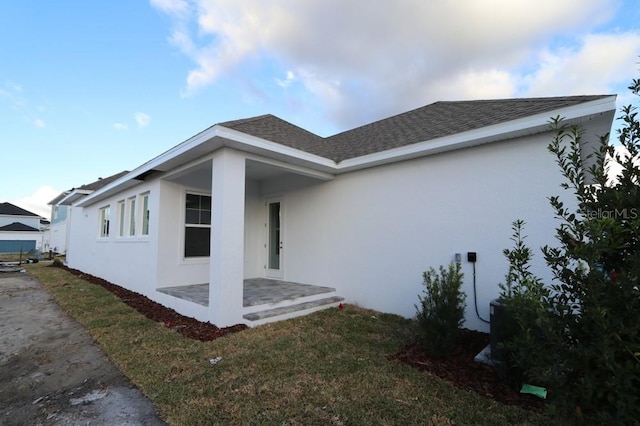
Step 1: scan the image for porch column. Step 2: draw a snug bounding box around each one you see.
[209,148,245,326]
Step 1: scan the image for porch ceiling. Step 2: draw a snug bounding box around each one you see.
[164,158,330,191]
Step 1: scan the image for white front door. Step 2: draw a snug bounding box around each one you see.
[265,197,284,278]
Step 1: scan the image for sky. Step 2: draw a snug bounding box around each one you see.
[1,0,639,219]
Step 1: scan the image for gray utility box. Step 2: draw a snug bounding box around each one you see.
[490,298,507,362]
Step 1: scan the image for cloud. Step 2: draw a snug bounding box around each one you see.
[152,0,638,129]
[34,118,46,128]
[11,185,60,219]
[113,122,128,130]
[276,70,295,88]
[135,112,151,128]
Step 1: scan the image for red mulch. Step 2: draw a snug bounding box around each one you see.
[390,330,546,411]
[55,265,247,341]
[53,264,544,411]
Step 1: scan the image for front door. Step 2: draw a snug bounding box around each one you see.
[265,197,283,278]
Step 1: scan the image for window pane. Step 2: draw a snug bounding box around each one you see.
[142,195,149,235]
[118,203,125,237]
[185,209,200,224]
[200,210,211,225]
[200,195,211,211]
[185,193,200,209]
[184,227,210,257]
[129,199,136,236]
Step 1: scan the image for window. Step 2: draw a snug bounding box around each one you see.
[118,201,125,237]
[99,206,110,237]
[128,197,136,236]
[184,193,211,257]
[141,193,150,235]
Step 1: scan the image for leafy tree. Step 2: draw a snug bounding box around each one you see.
[500,78,640,423]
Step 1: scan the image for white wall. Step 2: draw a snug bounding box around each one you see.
[258,131,576,332]
[49,220,67,254]
[155,180,210,288]
[67,180,159,298]
[244,179,264,278]
[0,215,40,229]
[0,231,43,252]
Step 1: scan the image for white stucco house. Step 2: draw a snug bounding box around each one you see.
[49,172,128,255]
[64,95,616,331]
[0,202,45,253]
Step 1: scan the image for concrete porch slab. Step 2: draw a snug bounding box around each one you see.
[157,278,337,308]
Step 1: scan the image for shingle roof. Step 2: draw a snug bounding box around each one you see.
[77,171,129,191]
[218,95,611,162]
[219,115,330,157]
[0,222,40,232]
[0,202,39,217]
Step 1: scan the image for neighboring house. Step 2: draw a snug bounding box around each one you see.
[65,95,616,331]
[0,202,44,253]
[48,172,128,254]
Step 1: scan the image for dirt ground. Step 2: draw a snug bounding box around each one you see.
[0,271,166,425]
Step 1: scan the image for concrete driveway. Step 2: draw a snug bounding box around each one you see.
[0,271,166,425]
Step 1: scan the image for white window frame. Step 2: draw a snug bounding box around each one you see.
[99,205,110,238]
[128,197,136,236]
[118,200,125,237]
[184,192,211,258]
[141,193,150,236]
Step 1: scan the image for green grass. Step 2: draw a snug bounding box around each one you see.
[27,263,550,425]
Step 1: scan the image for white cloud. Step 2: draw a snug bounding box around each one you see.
[523,32,640,97]
[152,0,637,129]
[11,185,60,219]
[113,122,128,130]
[276,70,295,88]
[135,112,151,128]
[34,118,46,128]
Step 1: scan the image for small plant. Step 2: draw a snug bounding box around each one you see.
[415,262,466,358]
[52,258,64,267]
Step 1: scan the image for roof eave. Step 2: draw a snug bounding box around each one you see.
[76,125,337,207]
[336,95,617,173]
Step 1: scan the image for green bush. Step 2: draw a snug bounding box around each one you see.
[415,262,466,358]
[499,77,640,423]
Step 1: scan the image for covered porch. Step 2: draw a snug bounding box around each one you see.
[154,147,338,326]
[158,278,343,325]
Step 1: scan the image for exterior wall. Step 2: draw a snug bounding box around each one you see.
[49,219,68,253]
[258,131,575,332]
[51,205,69,224]
[67,180,159,298]
[155,180,210,288]
[244,179,265,278]
[0,234,38,253]
[0,215,40,229]
[49,204,69,254]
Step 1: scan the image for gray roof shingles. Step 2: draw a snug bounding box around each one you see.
[0,202,39,217]
[77,171,129,191]
[219,95,611,163]
[0,222,40,232]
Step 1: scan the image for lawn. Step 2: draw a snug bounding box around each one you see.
[26,263,550,425]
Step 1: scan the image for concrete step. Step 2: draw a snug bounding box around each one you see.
[243,295,344,323]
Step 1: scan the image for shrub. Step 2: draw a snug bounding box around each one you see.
[415,262,466,358]
[52,258,64,267]
[500,77,640,423]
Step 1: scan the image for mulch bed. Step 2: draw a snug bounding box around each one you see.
[390,330,546,411]
[53,264,544,411]
[55,265,247,341]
